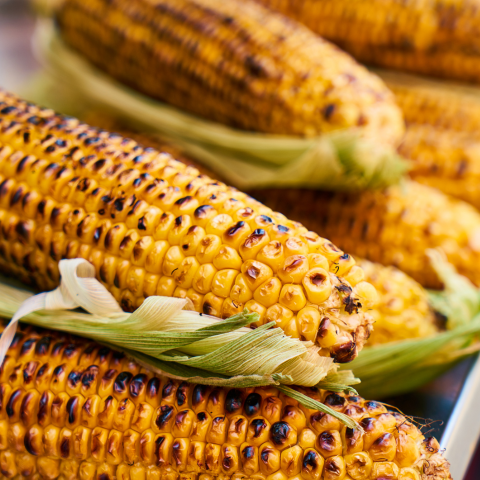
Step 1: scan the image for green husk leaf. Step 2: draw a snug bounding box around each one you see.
[426,249,480,329]
[276,386,361,431]
[28,19,407,192]
[317,370,361,394]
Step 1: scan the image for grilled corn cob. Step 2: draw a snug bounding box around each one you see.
[56,0,404,144]
[0,321,452,480]
[253,181,480,289]
[82,112,444,347]
[389,82,480,134]
[381,81,480,209]
[355,259,439,345]
[255,0,480,83]
[0,89,376,362]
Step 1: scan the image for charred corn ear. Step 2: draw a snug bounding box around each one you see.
[256,0,480,83]
[380,81,480,210]
[0,89,374,362]
[56,0,404,143]
[398,124,480,210]
[354,259,440,345]
[389,82,480,134]
[253,181,480,289]
[0,322,452,480]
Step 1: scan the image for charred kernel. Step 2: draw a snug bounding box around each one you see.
[146,377,161,400]
[244,393,262,417]
[129,374,148,399]
[226,389,243,414]
[155,405,175,429]
[324,393,346,408]
[6,389,22,418]
[162,380,175,399]
[251,418,268,438]
[66,396,81,424]
[20,338,36,357]
[113,372,133,395]
[176,381,188,406]
[270,421,293,446]
[192,385,208,410]
[67,369,83,390]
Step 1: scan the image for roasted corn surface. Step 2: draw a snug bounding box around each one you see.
[253,181,480,289]
[0,322,452,480]
[0,89,376,362]
[256,0,480,83]
[387,82,480,210]
[356,259,439,345]
[56,0,404,144]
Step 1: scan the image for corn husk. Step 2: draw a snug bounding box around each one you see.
[346,249,480,398]
[25,19,407,192]
[0,258,360,429]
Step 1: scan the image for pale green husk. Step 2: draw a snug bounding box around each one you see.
[25,19,407,192]
[0,269,359,430]
[346,249,480,399]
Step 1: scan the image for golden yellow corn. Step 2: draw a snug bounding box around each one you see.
[0,89,376,362]
[255,0,480,83]
[253,181,480,289]
[389,82,480,134]
[380,81,480,210]
[56,0,404,144]
[354,259,440,345]
[0,322,452,480]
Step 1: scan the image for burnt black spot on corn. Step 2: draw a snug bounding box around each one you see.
[56,0,403,144]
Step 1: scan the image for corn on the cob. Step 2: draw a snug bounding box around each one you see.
[253,181,480,290]
[389,82,480,134]
[0,321,452,480]
[355,259,440,345]
[398,124,480,210]
[82,112,444,347]
[0,89,376,362]
[380,81,480,210]
[55,0,404,144]
[255,0,480,83]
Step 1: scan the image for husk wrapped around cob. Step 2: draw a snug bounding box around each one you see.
[56,0,404,143]
[26,15,407,192]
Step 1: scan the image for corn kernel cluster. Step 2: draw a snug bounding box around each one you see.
[0,323,452,480]
[356,259,439,345]
[253,181,480,289]
[256,0,480,83]
[0,90,375,362]
[57,0,404,144]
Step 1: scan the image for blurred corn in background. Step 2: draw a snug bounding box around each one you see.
[56,0,404,143]
[254,0,480,84]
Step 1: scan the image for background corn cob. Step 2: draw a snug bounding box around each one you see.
[55,0,404,144]
[356,259,440,345]
[81,113,446,349]
[253,181,480,290]
[255,0,480,83]
[0,89,377,362]
[0,321,452,480]
[383,80,480,210]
